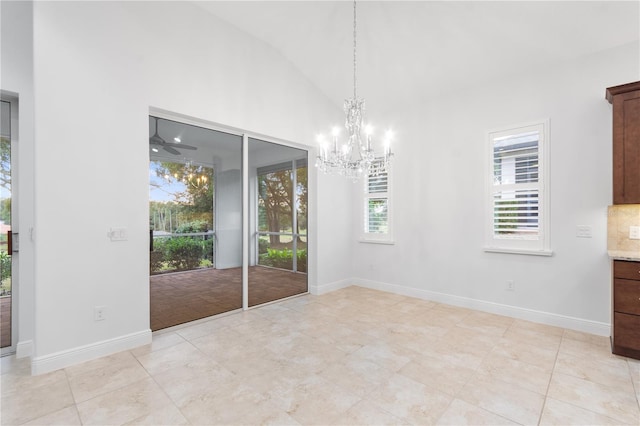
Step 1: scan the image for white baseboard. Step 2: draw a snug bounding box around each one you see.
[310,278,352,295]
[351,278,611,337]
[16,340,33,358]
[31,330,152,375]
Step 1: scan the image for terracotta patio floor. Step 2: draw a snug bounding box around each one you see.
[150,266,307,331]
[0,296,10,348]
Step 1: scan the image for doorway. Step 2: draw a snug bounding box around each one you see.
[248,138,308,306]
[148,115,309,331]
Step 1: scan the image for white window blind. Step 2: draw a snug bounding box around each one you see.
[363,170,393,243]
[486,121,550,255]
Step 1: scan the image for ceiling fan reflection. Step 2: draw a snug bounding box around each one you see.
[149,117,198,155]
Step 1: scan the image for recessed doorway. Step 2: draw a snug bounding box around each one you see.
[248,138,308,306]
[148,115,309,331]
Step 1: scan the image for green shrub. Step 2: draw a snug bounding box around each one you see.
[176,220,209,234]
[203,238,214,263]
[262,248,293,270]
[165,237,203,271]
[150,235,216,274]
[297,249,307,273]
[258,238,269,255]
[259,248,307,272]
[150,250,165,274]
[150,238,168,274]
[0,251,11,285]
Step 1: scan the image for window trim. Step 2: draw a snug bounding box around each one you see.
[483,119,552,256]
[361,166,394,244]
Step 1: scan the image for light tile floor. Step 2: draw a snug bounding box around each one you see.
[2,286,639,425]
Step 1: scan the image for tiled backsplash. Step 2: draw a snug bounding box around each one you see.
[608,204,640,253]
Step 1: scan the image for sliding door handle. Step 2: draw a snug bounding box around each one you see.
[7,231,17,254]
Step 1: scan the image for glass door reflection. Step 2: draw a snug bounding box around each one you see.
[0,100,13,349]
[149,116,243,330]
[248,138,308,306]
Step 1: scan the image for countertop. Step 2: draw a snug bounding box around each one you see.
[608,250,640,262]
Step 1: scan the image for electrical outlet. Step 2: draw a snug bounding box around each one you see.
[506,280,515,291]
[94,306,106,321]
[630,226,640,240]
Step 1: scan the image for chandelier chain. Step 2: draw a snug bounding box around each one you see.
[353,0,357,99]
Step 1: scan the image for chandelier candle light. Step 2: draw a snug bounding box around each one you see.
[315,0,394,180]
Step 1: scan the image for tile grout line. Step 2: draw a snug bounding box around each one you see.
[544,335,638,425]
[141,352,193,425]
[535,331,563,425]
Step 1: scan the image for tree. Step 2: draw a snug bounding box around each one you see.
[295,166,308,240]
[258,165,308,245]
[0,137,10,192]
[150,161,214,232]
[0,137,11,227]
[153,161,214,211]
[0,198,10,224]
[259,170,292,244]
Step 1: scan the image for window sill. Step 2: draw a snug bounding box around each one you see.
[483,247,553,257]
[359,239,395,245]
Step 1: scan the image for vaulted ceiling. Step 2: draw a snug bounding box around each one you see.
[195,1,639,114]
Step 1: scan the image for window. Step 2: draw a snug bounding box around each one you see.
[362,168,393,243]
[485,121,551,255]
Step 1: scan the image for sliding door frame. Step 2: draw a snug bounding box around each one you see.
[149,108,313,312]
[1,93,19,355]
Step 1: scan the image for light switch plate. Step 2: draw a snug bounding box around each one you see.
[576,225,592,238]
[630,226,640,240]
[108,228,128,242]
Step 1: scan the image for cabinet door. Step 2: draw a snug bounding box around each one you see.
[614,279,640,315]
[612,90,640,204]
[614,312,640,353]
[614,260,640,280]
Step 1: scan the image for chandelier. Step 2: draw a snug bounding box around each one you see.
[315,0,393,180]
[162,160,209,189]
[181,160,209,189]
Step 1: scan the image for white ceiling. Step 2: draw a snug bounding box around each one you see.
[195,1,639,114]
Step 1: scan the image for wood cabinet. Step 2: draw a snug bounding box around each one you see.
[612,260,640,359]
[606,81,640,204]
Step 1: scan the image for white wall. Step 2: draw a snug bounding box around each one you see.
[25,1,349,373]
[1,0,36,357]
[351,42,640,334]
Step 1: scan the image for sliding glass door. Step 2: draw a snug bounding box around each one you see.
[149,116,243,331]
[248,138,308,307]
[149,116,309,330]
[0,98,16,351]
